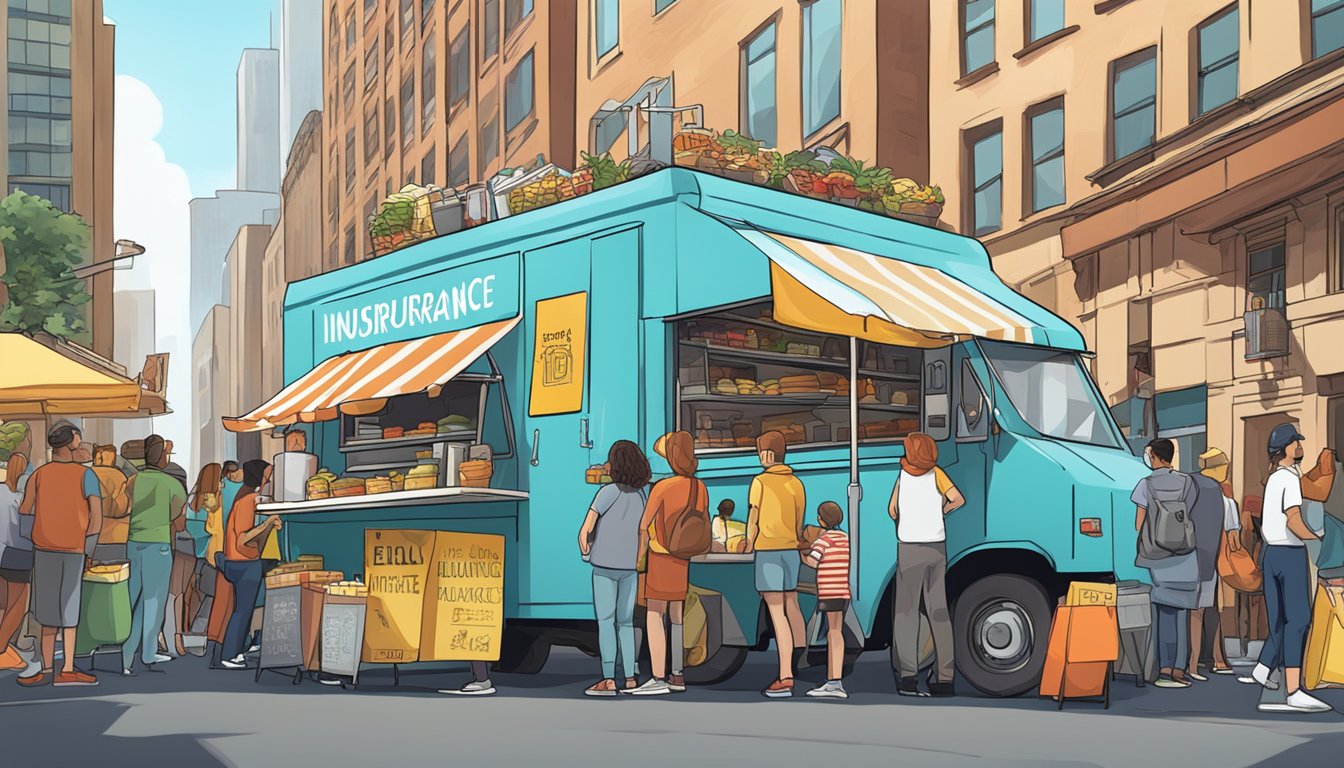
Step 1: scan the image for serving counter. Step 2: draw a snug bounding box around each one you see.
[258,487,529,516]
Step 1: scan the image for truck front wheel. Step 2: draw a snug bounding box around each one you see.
[953,574,1051,697]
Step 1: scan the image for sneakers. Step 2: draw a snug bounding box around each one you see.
[0,645,26,671]
[585,679,619,697]
[928,681,955,698]
[441,679,496,696]
[1211,666,1236,675]
[149,653,173,665]
[1259,690,1334,713]
[1240,663,1281,690]
[53,669,98,687]
[220,655,248,669]
[667,673,686,693]
[806,680,849,699]
[627,677,672,696]
[898,676,929,697]
[1154,675,1191,688]
[762,678,794,699]
[16,670,50,687]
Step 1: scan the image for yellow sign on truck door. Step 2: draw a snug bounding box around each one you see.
[362,529,434,664]
[420,531,506,661]
[529,292,587,416]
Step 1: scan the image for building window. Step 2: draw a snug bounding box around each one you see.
[422,0,435,28]
[596,0,619,58]
[483,0,501,62]
[449,134,470,187]
[1026,98,1064,213]
[1248,240,1287,311]
[422,34,437,134]
[1196,6,1239,117]
[1312,0,1344,58]
[802,0,842,137]
[344,225,356,265]
[329,12,339,63]
[505,49,535,132]
[964,121,1003,237]
[401,0,415,43]
[329,147,339,217]
[506,0,534,36]
[1110,47,1157,162]
[364,101,379,161]
[961,0,995,75]
[365,0,378,21]
[741,21,777,146]
[345,128,356,192]
[655,0,677,12]
[345,11,356,51]
[385,94,397,158]
[1027,0,1063,44]
[1335,201,1344,292]
[401,74,415,148]
[342,62,356,109]
[480,111,500,171]
[364,43,379,90]
[450,26,471,109]
[421,147,436,186]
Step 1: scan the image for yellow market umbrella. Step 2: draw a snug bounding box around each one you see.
[0,332,144,418]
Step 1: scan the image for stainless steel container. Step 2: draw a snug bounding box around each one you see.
[434,443,468,487]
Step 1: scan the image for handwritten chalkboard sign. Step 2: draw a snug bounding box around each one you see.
[260,586,303,670]
[320,596,366,679]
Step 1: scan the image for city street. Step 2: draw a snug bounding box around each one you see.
[2,647,1342,766]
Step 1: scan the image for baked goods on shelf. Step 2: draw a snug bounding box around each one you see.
[365,476,393,494]
[330,477,366,497]
[382,426,404,439]
[405,463,437,491]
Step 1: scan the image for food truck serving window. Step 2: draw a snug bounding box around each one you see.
[675,300,922,452]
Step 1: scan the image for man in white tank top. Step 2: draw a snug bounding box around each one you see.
[888,433,964,697]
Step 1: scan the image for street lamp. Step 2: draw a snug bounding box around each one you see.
[70,239,144,279]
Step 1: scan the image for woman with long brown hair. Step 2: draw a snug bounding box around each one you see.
[628,431,707,696]
[0,449,33,671]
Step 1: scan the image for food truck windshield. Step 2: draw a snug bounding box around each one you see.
[979,340,1123,450]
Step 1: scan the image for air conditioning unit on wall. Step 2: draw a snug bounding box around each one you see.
[1244,307,1289,360]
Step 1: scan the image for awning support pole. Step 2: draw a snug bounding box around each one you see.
[848,336,861,601]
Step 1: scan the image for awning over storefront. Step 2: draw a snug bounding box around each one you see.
[0,332,147,418]
[224,316,519,433]
[735,228,1056,349]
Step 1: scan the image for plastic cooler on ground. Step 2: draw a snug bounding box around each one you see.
[1114,580,1157,686]
[75,562,131,660]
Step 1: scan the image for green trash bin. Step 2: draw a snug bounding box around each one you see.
[75,563,132,658]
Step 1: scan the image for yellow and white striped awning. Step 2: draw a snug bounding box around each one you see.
[737,230,1043,348]
[224,317,518,433]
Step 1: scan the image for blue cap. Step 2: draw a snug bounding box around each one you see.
[1267,423,1305,455]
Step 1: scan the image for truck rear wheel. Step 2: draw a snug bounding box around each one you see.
[953,574,1051,697]
[683,644,748,686]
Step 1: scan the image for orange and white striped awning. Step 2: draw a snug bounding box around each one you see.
[224,317,518,433]
[737,229,1045,348]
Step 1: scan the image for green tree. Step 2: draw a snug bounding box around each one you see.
[0,190,91,339]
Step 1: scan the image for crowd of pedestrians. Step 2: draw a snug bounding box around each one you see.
[577,429,961,701]
[0,421,279,687]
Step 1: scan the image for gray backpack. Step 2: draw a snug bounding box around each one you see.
[1138,473,1197,560]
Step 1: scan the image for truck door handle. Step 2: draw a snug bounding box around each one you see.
[530,429,540,466]
[580,418,594,449]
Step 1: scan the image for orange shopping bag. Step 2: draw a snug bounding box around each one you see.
[1039,604,1119,704]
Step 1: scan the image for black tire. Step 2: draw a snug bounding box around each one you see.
[683,645,748,686]
[952,574,1052,698]
[494,627,551,675]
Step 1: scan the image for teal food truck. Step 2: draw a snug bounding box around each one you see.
[234,168,1148,697]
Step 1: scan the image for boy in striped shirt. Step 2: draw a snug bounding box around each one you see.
[803,501,851,699]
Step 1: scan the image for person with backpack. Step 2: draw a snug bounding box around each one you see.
[1132,438,1201,688]
[629,431,708,696]
[746,430,807,699]
[1245,424,1330,713]
[577,440,651,697]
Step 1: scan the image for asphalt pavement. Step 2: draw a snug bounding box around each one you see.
[2,643,1343,767]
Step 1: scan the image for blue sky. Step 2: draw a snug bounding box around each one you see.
[106,0,279,197]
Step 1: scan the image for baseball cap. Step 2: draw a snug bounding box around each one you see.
[1267,423,1305,455]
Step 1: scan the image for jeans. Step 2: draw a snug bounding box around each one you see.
[1260,545,1311,670]
[1155,604,1189,671]
[592,566,638,680]
[122,541,173,669]
[220,558,264,661]
[894,542,955,681]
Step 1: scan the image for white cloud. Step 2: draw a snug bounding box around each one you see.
[112,75,194,470]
